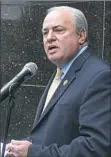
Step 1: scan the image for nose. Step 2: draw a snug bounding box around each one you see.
[47,30,56,42]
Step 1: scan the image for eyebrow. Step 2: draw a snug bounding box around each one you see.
[42,25,65,33]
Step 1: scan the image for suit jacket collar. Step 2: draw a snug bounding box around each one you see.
[32,46,92,130]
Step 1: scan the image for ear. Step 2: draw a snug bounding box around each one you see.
[78,30,87,44]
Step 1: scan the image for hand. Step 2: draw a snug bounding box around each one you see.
[6,140,32,157]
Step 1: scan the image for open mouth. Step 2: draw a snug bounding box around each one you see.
[48,45,58,52]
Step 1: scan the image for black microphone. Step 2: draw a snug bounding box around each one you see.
[0,62,38,103]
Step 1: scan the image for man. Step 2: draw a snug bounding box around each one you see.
[7,6,111,157]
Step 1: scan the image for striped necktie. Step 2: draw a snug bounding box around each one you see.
[42,68,63,112]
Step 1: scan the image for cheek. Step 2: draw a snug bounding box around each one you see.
[59,40,72,52]
[66,36,79,49]
[60,38,79,56]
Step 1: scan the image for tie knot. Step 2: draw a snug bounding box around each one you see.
[55,68,63,80]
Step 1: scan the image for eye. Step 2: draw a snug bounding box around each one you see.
[56,28,63,31]
[54,27,65,34]
[43,31,48,36]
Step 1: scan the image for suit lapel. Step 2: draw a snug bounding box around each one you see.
[32,73,55,129]
[39,68,76,121]
[32,47,91,130]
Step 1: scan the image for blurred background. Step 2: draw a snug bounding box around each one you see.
[0,1,111,143]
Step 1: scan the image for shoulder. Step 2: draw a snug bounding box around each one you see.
[83,53,110,75]
[82,45,110,70]
[77,52,111,88]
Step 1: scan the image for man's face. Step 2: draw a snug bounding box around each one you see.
[42,9,83,66]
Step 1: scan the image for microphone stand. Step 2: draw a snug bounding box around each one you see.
[2,86,16,157]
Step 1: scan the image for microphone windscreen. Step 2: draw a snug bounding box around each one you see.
[24,62,38,77]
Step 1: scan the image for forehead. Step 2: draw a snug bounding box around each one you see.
[42,9,73,29]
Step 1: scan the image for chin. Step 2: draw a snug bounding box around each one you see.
[48,58,57,64]
[48,56,57,62]
[51,60,62,67]
[48,56,63,65]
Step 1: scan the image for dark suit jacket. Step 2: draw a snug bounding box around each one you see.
[27,46,111,157]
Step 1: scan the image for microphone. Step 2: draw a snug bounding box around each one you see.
[0,62,38,103]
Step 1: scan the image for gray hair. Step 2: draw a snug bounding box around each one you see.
[47,6,88,40]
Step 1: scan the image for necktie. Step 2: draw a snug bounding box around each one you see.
[42,68,63,112]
